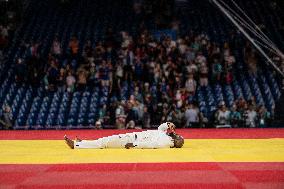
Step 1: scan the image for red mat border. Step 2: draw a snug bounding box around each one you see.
[1,163,284,189]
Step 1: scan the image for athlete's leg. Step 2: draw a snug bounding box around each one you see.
[75,133,137,149]
[66,132,138,149]
[74,138,105,149]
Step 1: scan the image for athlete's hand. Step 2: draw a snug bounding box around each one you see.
[125,143,135,149]
[167,122,176,134]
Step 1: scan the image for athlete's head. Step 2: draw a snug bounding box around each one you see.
[173,134,184,148]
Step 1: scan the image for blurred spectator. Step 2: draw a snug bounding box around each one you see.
[236,97,246,113]
[224,49,234,85]
[195,51,206,66]
[244,105,257,127]
[115,102,126,129]
[0,33,8,52]
[66,71,76,92]
[215,102,231,127]
[186,60,198,74]
[230,104,242,127]
[142,106,151,129]
[185,73,197,96]
[167,106,183,128]
[184,103,200,127]
[51,37,62,57]
[126,120,135,129]
[69,36,79,57]
[47,61,59,91]
[15,58,26,83]
[28,42,40,58]
[212,59,222,83]
[134,57,144,81]
[245,44,258,75]
[125,102,138,129]
[77,69,87,91]
[224,51,235,72]
[224,70,233,85]
[248,96,257,110]
[199,62,209,87]
[133,87,143,103]
[0,105,13,129]
[161,103,169,123]
[99,60,111,87]
[123,48,134,82]
[98,105,109,126]
[83,40,94,64]
[258,105,271,128]
[0,25,9,51]
[0,25,9,39]
[94,120,102,130]
[175,90,183,108]
[185,48,196,63]
[89,65,100,86]
[115,60,124,89]
[57,68,66,93]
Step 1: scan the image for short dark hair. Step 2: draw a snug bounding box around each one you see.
[174,135,184,148]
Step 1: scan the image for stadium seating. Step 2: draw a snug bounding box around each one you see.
[0,0,282,128]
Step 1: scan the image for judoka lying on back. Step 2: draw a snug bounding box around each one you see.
[64,122,184,149]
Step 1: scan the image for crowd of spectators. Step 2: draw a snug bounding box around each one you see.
[214,98,272,128]
[11,28,274,129]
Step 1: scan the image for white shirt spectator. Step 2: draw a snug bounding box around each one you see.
[246,110,257,127]
[217,110,231,125]
[185,107,199,126]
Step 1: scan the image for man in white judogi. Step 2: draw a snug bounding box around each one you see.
[64,122,184,149]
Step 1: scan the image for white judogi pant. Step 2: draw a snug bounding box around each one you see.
[74,130,174,149]
[74,133,136,149]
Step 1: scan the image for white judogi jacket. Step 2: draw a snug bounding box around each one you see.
[157,122,170,133]
[74,123,174,149]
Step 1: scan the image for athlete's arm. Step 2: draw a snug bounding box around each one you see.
[158,122,176,134]
[125,136,173,149]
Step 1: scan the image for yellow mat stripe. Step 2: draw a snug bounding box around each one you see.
[0,139,284,164]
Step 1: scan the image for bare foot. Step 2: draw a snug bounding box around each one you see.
[64,135,74,149]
